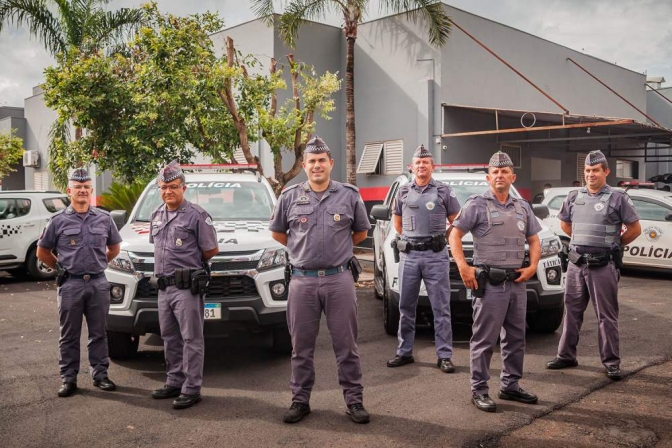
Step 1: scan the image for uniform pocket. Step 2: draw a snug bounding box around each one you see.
[402,216,415,231]
[61,227,82,247]
[173,228,190,246]
[88,226,106,246]
[429,214,446,233]
[289,206,315,234]
[326,206,350,229]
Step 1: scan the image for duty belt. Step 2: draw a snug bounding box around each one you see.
[291,264,350,277]
[569,250,614,267]
[478,266,521,285]
[68,272,105,280]
[157,276,177,289]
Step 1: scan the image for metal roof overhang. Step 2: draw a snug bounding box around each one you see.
[441,104,672,160]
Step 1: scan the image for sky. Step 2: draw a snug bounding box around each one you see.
[1,0,671,107]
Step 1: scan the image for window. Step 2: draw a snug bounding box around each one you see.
[43,197,70,213]
[547,195,567,210]
[616,160,636,179]
[631,199,671,222]
[33,171,50,190]
[356,139,404,175]
[0,199,31,220]
[500,144,521,168]
[576,153,587,186]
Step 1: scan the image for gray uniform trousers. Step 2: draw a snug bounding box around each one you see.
[158,286,205,395]
[57,276,111,383]
[397,249,453,358]
[287,271,364,406]
[557,262,620,367]
[470,280,526,395]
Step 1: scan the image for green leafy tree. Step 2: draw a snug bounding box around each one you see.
[251,0,451,185]
[43,5,340,194]
[0,129,25,180]
[98,181,145,214]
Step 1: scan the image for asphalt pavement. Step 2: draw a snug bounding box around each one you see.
[0,269,671,447]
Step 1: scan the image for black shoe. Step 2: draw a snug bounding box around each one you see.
[172,393,202,410]
[152,384,182,399]
[58,382,77,398]
[498,388,538,404]
[346,403,370,424]
[546,357,579,370]
[437,358,455,373]
[606,366,622,380]
[283,402,311,423]
[472,394,496,412]
[387,355,415,368]
[93,377,116,391]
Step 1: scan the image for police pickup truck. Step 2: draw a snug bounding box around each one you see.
[370,168,566,335]
[541,184,672,271]
[105,165,289,358]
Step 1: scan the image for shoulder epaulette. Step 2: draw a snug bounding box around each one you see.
[190,203,208,214]
[282,184,300,192]
[343,183,359,192]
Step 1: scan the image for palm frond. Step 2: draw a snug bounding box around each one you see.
[0,0,66,54]
[278,0,332,47]
[249,0,276,26]
[380,0,451,47]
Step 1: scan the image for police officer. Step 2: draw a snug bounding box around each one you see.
[547,150,641,380]
[149,161,219,409]
[449,151,541,413]
[386,144,460,373]
[269,136,372,424]
[36,168,122,397]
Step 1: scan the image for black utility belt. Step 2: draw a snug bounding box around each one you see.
[152,267,210,295]
[67,272,105,280]
[396,236,446,253]
[568,250,613,268]
[479,266,521,285]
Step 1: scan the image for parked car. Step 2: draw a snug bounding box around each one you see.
[541,185,672,271]
[369,168,566,335]
[0,190,70,279]
[104,165,290,359]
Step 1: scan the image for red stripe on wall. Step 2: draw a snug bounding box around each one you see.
[359,186,389,202]
[517,188,531,201]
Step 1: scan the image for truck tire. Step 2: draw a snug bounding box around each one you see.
[107,331,139,359]
[272,327,293,354]
[383,286,400,336]
[26,247,56,281]
[528,306,564,333]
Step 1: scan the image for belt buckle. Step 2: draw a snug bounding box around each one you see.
[83,274,91,281]
[318,270,326,277]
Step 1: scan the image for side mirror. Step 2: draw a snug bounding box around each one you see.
[665,212,672,221]
[111,210,128,230]
[532,204,549,220]
[369,204,390,221]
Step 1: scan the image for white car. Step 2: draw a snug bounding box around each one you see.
[369,169,566,335]
[0,190,70,279]
[105,166,290,359]
[541,186,672,270]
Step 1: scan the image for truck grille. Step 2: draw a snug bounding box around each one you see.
[134,260,259,273]
[135,276,259,299]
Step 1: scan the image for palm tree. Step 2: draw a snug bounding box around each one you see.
[0,0,144,57]
[251,0,451,185]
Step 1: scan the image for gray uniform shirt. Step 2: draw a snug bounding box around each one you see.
[269,181,371,270]
[453,189,542,239]
[150,200,218,276]
[558,185,639,253]
[38,205,122,275]
[394,178,461,240]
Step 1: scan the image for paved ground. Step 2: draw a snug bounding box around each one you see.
[0,269,671,447]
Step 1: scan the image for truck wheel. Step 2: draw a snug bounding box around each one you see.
[26,247,56,281]
[107,331,139,359]
[383,286,400,336]
[272,327,293,354]
[528,306,564,333]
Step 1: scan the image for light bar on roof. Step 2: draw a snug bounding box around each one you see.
[180,164,259,173]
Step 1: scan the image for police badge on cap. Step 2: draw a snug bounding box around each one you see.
[412,144,432,159]
[585,150,607,166]
[158,160,184,182]
[69,168,91,182]
[304,136,331,155]
[489,151,514,168]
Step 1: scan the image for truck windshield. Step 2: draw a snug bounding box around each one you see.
[440,179,522,205]
[133,181,274,222]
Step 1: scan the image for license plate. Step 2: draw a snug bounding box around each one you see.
[204,303,221,320]
[465,289,475,301]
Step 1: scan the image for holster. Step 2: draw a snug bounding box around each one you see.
[396,239,410,254]
[431,234,447,252]
[349,256,362,282]
[190,269,209,295]
[568,249,583,265]
[174,268,192,290]
[473,268,487,299]
[612,246,624,269]
[559,246,569,273]
[284,263,292,285]
[55,262,68,287]
[149,276,161,290]
[391,237,400,263]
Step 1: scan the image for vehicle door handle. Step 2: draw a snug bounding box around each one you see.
[23,223,36,227]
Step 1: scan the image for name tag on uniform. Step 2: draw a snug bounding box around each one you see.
[409,205,419,209]
[297,196,310,205]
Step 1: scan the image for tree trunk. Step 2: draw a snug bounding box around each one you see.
[345,35,357,186]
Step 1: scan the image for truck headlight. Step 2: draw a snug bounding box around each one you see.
[541,237,561,257]
[257,248,287,271]
[108,250,135,273]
